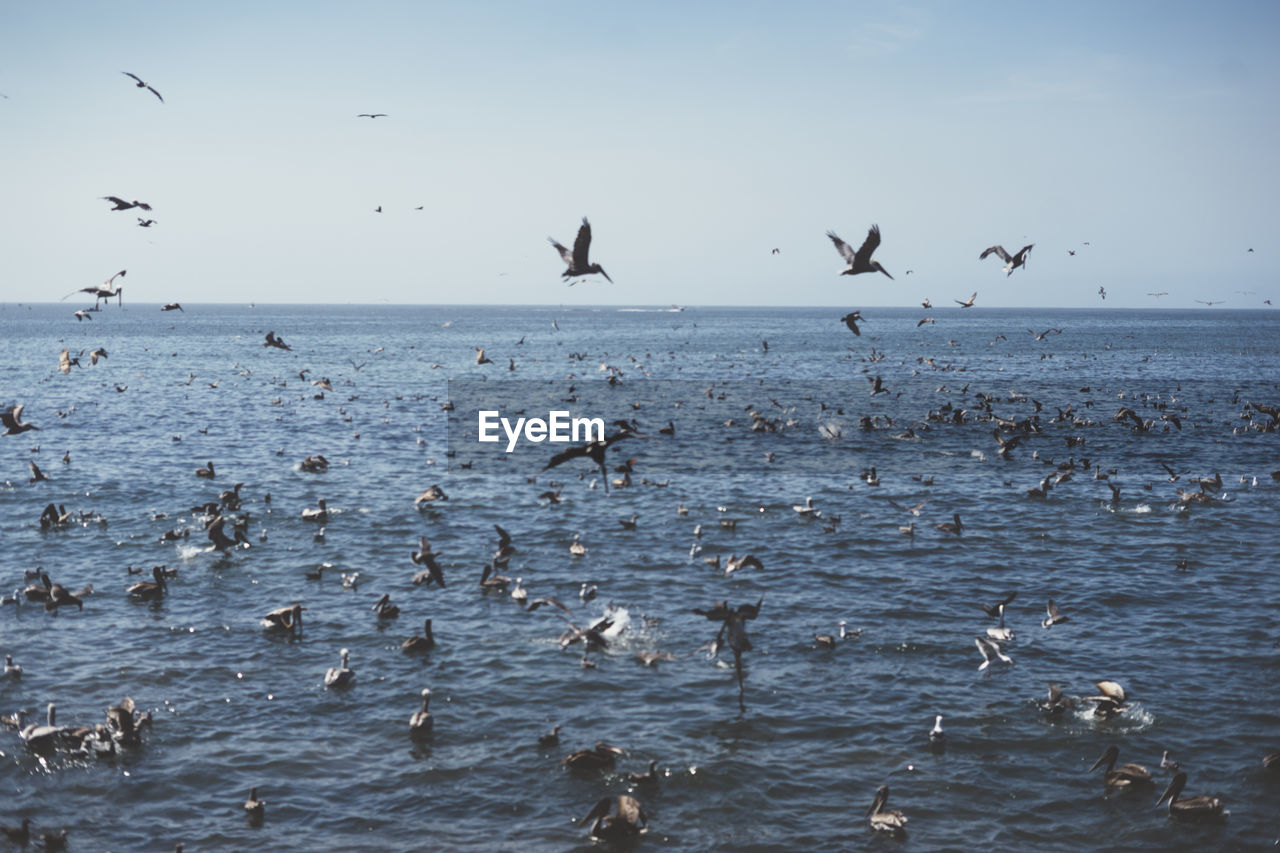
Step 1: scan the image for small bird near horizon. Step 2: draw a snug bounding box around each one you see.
[840,311,863,335]
[827,225,893,279]
[550,217,612,283]
[357,113,387,118]
[955,292,978,308]
[980,243,1034,276]
[122,72,163,102]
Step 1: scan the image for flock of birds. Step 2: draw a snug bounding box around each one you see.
[1,68,1276,849]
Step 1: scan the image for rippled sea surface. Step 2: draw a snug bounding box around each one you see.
[2,303,1278,851]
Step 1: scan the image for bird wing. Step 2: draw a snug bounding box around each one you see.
[527,596,573,616]
[853,225,882,268]
[1046,600,1060,619]
[1016,244,1034,261]
[827,231,856,263]
[147,85,163,102]
[572,218,593,269]
[494,523,511,547]
[542,441,592,472]
[102,196,131,208]
[548,237,573,265]
[980,245,1011,263]
[123,72,144,84]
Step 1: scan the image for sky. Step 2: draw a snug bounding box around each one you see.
[2,1,1278,308]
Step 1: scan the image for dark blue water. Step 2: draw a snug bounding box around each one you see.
[2,303,1278,851]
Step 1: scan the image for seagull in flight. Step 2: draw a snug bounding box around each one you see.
[827,225,893,279]
[979,243,1034,276]
[357,113,387,118]
[122,72,163,102]
[550,217,612,283]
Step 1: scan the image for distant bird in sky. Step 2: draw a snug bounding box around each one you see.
[1098,286,1106,300]
[1148,291,1168,299]
[1194,300,1224,306]
[137,218,155,227]
[921,298,931,308]
[63,269,126,308]
[550,217,612,283]
[1068,250,1076,256]
[122,72,163,102]
[840,311,863,335]
[955,292,978,308]
[102,196,151,211]
[357,113,387,118]
[979,243,1034,276]
[770,248,780,254]
[827,225,893,279]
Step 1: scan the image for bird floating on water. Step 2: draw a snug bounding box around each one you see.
[1089,744,1153,795]
[324,648,355,688]
[866,785,908,835]
[1156,771,1228,822]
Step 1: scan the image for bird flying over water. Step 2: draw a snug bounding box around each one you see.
[122,72,163,102]
[979,243,1033,276]
[827,225,893,279]
[955,292,978,308]
[550,217,612,283]
[840,311,863,335]
[102,196,151,211]
[357,113,387,118]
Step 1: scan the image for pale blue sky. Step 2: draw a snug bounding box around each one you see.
[2,1,1277,307]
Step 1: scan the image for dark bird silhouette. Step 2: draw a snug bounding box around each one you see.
[694,598,763,701]
[357,113,387,118]
[161,303,183,312]
[3,405,39,435]
[102,196,151,211]
[122,72,163,102]
[264,332,291,350]
[980,243,1034,275]
[64,269,127,309]
[581,794,648,840]
[28,460,47,483]
[827,225,893,279]
[137,218,156,227]
[840,311,863,335]
[550,217,612,283]
[410,537,446,588]
[955,292,978,308]
[541,424,637,492]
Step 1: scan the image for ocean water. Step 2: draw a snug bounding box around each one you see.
[1,302,1278,851]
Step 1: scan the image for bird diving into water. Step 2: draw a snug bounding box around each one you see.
[980,243,1034,276]
[550,217,612,283]
[827,225,893,279]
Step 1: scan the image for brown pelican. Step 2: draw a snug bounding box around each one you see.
[19,703,64,751]
[541,423,637,493]
[195,461,215,478]
[1042,600,1069,628]
[324,648,355,688]
[402,619,435,652]
[841,311,864,335]
[127,565,167,600]
[479,560,511,591]
[301,498,328,522]
[411,538,446,587]
[550,217,612,283]
[722,553,763,577]
[954,292,978,308]
[1156,772,1228,822]
[206,515,249,551]
[138,218,156,227]
[2,404,38,435]
[827,225,893,279]
[564,742,627,773]
[408,688,433,737]
[866,785,908,835]
[414,484,448,505]
[261,603,304,635]
[28,460,47,483]
[264,331,291,350]
[1084,681,1129,718]
[936,513,963,535]
[122,72,163,102]
[159,302,182,311]
[74,309,92,321]
[980,243,1034,276]
[694,598,763,700]
[1038,682,1076,715]
[1089,745,1153,795]
[372,593,400,620]
[974,636,1012,670]
[581,795,648,840]
[102,196,151,211]
[538,724,563,747]
[244,787,265,823]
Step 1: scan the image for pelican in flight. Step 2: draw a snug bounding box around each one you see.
[955,292,978,308]
[980,243,1034,275]
[827,225,893,279]
[102,196,151,211]
[122,72,163,102]
[840,311,863,335]
[2,404,39,435]
[550,217,612,283]
[64,269,126,309]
